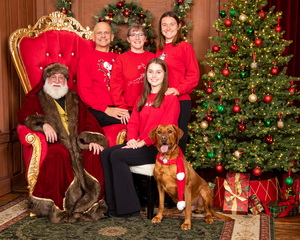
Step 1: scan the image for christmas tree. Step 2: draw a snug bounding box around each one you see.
[187,0,300,175]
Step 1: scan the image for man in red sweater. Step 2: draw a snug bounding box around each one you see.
[78,22,129,127]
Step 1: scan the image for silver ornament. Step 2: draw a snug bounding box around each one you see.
[250,61,258,69]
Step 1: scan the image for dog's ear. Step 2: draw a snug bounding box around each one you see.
[149,126,158,141]
[173,125,184,143]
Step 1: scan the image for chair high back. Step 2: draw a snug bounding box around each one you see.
[9,11,95,94]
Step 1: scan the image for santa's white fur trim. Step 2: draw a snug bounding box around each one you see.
[177,201,186,210]
[177,172,185,181]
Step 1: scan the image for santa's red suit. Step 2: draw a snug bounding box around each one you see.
[18,63,108,223]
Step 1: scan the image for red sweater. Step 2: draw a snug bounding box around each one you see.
[110,50,154,111]
[156,41,200,101]
[126,93,180,146]
[78,49,118,112]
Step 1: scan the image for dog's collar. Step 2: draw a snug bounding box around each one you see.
[156,149,184,165]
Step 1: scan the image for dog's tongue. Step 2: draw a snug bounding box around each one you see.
[160,145,168,153]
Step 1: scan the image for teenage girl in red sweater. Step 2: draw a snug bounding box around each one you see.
[101,58,180,217]
[156,11,200,152]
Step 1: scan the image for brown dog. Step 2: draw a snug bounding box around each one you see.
[150,125,232,230]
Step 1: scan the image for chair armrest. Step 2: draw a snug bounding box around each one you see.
[102,124,127,147]
[17,124,48,195]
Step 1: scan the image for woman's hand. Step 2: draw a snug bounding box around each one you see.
[122,139,145,149]
[89,142,104,155]
[165,87,179,96]
[43,123,57,143]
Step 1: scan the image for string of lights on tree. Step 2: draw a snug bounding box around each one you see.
[186,0,300,179]
[57,0,193,53]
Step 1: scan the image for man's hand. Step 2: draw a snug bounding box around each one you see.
[165,87,179,96]
[122,139,145,149]
[43,123,57,143]
[105,107,129,123]
[89,142,104,155]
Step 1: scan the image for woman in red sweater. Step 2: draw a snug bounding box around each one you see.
[110,23,154,118]
[156,11,200,152]
[101,58,180,217]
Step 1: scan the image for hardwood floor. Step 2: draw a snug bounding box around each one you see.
[0,184,299,239]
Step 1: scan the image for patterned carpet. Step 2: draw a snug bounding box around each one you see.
[0,196,274,240]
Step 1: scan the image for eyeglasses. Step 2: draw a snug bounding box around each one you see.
[128,33,146,37]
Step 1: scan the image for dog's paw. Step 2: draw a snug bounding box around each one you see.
[151,216,162,223]
[205,217,214,224]
[181,223,191,230]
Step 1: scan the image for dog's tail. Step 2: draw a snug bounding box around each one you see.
[211,210,233,221]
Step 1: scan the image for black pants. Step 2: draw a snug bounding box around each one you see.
[178,100,192,153]
[101,144,157,215]
[89,107,122,127]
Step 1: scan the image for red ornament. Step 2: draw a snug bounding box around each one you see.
[288,87,296,94]
[232,105,241,113]
[177,0,185,5]
[253,167,262,176]
[265,136,274,144]
[61,8,67,14]
[215,164,224,173]
[222,68,230,77]
[205,86,213,94]
[263,94,273,103]
[144,39,150,46]
[275,25,282,33]
[230,44,238,53]
[254,38,263,47]
[271,67,279,75]
[206,114,213,122]
[224,19,232,27]
[139,14,146,19]
[108,12,114,18]
[258,10,266,19]
[123,10,130,17]
[116,1,125,8]
[238,123,246,131]
[212,45,220,52]
[98,17,104,22]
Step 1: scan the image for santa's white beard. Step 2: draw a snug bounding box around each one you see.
[43,79,69,99]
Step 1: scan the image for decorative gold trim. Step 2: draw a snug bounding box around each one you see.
[25,133,42,195]
[8,11,93,94]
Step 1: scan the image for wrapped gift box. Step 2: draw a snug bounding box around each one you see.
[214,176,225,208]
[249,177,280,203]
[248,194,264,215]
[264,199,299,218]
[223,173,250,214]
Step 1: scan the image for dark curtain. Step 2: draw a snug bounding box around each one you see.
[266,0,300,78]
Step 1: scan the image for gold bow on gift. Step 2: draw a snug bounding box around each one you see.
[224,173,248,212]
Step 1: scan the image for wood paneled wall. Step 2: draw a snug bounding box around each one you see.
[0,0,221,196]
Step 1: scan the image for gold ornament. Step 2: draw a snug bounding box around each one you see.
[200,121,209,129]
[239,14,248,22]
[277,119,284,128]
[250,61,258,69]
[207,71,216,78]
[248,93,258,103]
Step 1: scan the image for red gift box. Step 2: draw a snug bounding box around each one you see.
[223,173,250,214]
[248,194,264,215]
[214,176,225,208]
[249,177,280,203]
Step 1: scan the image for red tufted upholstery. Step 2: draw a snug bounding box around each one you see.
[20,30,94,93]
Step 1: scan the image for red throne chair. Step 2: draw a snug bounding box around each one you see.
[9,11,126,195]
[9,12,156,219]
